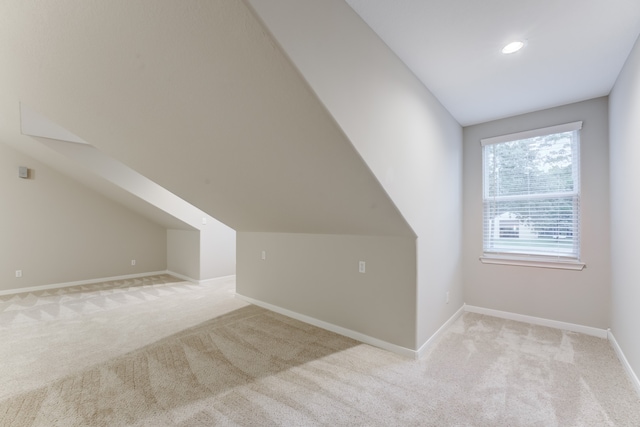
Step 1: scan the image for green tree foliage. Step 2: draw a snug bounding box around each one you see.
[484,131,577,241]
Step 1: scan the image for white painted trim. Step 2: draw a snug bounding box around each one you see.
[0,271,235,296]
[480,256,585,271]
[199,274,236,285]
[608,329,640,398]
[165,270,201,284]
[481,121,583,146]
[235,293,418,358]
[416,304,465,359]
[166,272,236,286]
[464,305,608,338]
[0,271,168,296]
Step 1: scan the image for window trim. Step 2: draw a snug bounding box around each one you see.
[479,255,586,270]
[480,121,583,146]
[480,121,584,270]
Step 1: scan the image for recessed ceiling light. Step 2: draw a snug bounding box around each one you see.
[502,41,525,54]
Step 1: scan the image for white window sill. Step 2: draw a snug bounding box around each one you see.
[479,255,586,271]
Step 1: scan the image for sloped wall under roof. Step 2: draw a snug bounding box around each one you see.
[0,0,414,239]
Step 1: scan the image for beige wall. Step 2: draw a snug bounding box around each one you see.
[609,35,640,378]
[167,226,235,282]
[248,0,463,349]
[34,129,237,283]
[200,223,236,280]
[5,0,418,350]
[463,97,611,328]
[237,232,416,349]
[3,0,410,239]
[2,0,412,348]
[167,230,200,280]
[0,142,167,291]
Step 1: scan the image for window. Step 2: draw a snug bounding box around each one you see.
[480,122,584,270]
[499,220,519,238]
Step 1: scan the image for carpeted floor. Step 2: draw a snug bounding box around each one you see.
[1,275,639,426]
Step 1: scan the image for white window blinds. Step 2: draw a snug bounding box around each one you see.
[481,122,582,260]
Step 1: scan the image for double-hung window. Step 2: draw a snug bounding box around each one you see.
[480,122,584,270]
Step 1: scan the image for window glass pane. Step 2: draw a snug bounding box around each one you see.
[482,128,580,259]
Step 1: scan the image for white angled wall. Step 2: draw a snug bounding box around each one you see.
[247,0,463,350]
[609,35,640,381]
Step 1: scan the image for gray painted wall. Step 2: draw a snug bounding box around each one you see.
[167,227,236,282]
[609,35,640,380]
[463,97,611,329]
[34,137,236,283]
[4,0,410,239]
[248,0,463,350]
[0,142,167,291]
[237,232,416,349]
[167,230,200,280]
[5,0,633,370]
[3,0,419,350]
[200,224,236,280]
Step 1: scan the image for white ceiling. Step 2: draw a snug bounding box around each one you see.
[345,0,640,126]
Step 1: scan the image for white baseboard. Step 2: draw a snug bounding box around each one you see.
[165,270,201,284]
[235,293,419,359]
[166,270,236,285]
[200,274,236,284]
[461,305,640,397]
[416,305,466,359]
[166,272,236,285]
[0,271,237,296]
[0,271,170,296]
[464,305,608,339]
[608,330,640,397]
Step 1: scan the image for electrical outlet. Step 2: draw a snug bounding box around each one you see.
[261,251,266,261]
[359,261,366,273]
[446,291,450,304]
[15,270,22,278]
[131,259,136,266]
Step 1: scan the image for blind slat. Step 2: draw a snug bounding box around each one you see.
[482,126,581,259]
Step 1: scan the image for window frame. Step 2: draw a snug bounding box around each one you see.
[479,121,585,271]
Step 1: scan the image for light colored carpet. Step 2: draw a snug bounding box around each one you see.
[1,275,639,426]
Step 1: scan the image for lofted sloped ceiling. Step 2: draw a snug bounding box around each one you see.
[19,136,198,231]
[0,0,414,237]
[19,104,202,231]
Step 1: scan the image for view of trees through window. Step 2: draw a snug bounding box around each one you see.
[483,129,580,257]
